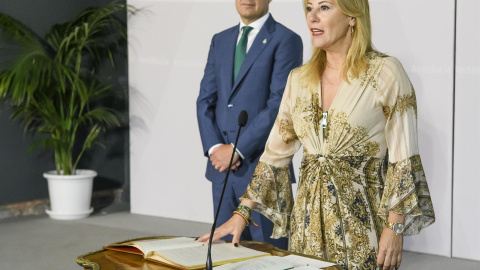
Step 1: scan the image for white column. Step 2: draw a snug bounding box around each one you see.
[452,0,480,261]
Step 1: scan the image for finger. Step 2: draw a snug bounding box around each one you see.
[211,159,219,167]
[232,230,241,247]
[196,231,212,243]
[396,252,402,269]
[200,227,225,245]
[235,161,241,167]
[210,227,229,243]
[377,250,386,267]
[390,253,397,270]
[383,252,392,270]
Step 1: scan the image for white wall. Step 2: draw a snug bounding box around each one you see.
[127,0,310,225]
[128,0,456,258]
[369,0,455,257]
[452,0,480,261]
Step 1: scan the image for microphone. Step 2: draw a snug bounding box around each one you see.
[206,110,248,270]
[238,110,248,127]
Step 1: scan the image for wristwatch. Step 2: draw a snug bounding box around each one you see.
[386,222,405,235]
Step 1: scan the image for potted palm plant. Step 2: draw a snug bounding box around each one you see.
[0,1,130,219]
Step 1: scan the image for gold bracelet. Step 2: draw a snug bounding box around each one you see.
[233,211,249,225]
[233,210,258,227]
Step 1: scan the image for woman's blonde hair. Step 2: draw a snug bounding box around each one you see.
[300,0,376,85]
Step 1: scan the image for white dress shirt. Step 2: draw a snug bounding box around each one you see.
[237,12,270,52]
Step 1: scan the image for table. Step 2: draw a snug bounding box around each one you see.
[76,236,342,270]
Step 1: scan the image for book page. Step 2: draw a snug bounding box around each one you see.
[150,242,269,268]
[214,256,293,270]
[292,266,322,270]
[282,254,336,268]
[135,237,205,254]
[105,237,202,256]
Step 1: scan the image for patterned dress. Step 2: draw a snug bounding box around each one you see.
[241,53,435,270]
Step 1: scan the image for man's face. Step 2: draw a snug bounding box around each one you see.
[235,0,271,25]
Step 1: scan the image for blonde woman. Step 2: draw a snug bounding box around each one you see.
[198,1,435,269]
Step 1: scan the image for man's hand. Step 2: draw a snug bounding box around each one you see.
[210,144,241,172]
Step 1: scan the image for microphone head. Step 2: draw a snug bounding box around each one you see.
[238,110,248,127]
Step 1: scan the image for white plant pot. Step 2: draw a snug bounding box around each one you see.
[44,169,97,220]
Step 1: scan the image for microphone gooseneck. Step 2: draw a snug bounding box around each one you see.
[206,110,248,270]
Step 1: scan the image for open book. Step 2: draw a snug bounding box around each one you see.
[103,237,270,270]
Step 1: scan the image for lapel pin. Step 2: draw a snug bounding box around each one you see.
[263,39,267,44]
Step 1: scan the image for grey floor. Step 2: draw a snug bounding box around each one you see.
[1,203,479,270]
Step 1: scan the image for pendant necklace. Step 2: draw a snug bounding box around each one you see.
[321,111,328,139]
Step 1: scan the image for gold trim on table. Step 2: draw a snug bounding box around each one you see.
[76,236,342,270]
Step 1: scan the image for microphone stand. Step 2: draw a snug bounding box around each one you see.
[206,111,247,270]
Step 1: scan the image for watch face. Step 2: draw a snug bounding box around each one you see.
[393,223,405,235]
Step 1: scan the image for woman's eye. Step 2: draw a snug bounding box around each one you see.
[306,6,312,12]
[321,5,329,10]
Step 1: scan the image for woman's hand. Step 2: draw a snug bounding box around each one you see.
[377,227,403,270]
[377,212,404,269]
[196,214,247,246]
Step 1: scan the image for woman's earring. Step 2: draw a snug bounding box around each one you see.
[350,17,356,36]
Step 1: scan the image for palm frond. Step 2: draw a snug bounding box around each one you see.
[0,13,39,43]
[0,2,131,174]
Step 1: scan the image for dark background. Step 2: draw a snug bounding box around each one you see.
[0,0,129,205]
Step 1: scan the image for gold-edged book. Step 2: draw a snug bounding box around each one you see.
[103,237,270,270]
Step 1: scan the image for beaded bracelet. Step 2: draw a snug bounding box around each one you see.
[233,211,249,224]
[233,205,258,226]
[233,211,258,227]
[237,205,252,213]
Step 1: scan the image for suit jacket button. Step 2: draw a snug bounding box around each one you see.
[223,131,227,135]
[227,104,233,108]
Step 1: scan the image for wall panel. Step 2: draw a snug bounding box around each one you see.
[128,0,454,257]
[369,0,455,257]
[452,0,480,261]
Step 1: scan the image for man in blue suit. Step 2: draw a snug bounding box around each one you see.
[196,0,302,250]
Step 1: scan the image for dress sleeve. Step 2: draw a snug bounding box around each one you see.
[376,57,435,235]
[241,69,302,238]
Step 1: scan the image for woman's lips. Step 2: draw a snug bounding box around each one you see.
[311,28,324,36]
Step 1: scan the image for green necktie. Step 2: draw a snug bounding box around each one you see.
[233,26,253,81]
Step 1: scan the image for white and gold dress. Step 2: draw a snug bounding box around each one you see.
[241,53,435,270]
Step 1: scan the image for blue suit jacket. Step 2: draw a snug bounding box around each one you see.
[197,15,303,185]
